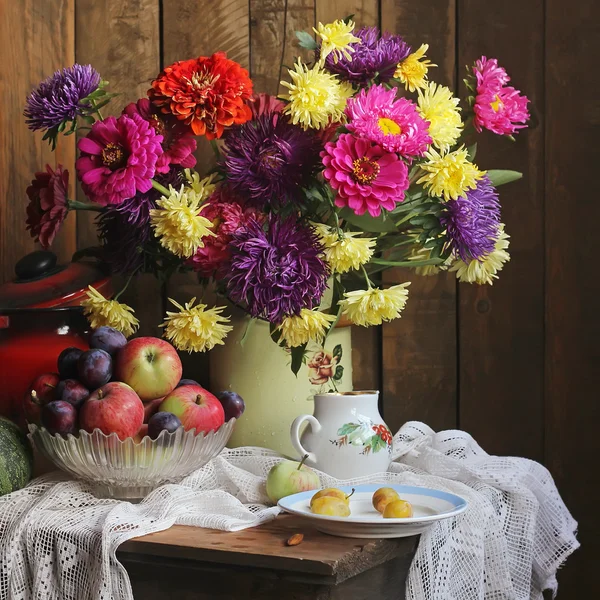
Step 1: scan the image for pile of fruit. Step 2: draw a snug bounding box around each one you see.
[265,457,412,518]
[310,486,413,518]
[24,327,245,441]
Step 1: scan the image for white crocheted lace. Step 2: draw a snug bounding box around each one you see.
[0,421,578,600]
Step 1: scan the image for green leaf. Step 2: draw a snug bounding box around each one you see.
[371,257,444,267]
[337,423,359,436]
[342,13,355,24]
[269,322,282,345]
[487,169,523,187]
[295,30,318,50]
[291,344,307,376]
[467,143,477,161]
[332,344,343,362]
[339,208,398,232]
[333,365,344,381]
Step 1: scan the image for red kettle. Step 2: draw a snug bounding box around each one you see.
[0,251,113,421]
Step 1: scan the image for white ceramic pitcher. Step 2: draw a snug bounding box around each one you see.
[290,391,393,480]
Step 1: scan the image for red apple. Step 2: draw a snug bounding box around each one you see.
[143,397,164,423]
[23,373,60,425]
[79,382,144,440]
[114,337,182,401]
[158,385,225,434]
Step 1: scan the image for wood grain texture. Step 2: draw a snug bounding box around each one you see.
[0,0,76,283]
[123,549,413,599]
[457,1,545,461]
[316,0,381,394]
[250,0,315,97]
[120,514,417,583]
[380,0,458,433]
[544,0,599,595]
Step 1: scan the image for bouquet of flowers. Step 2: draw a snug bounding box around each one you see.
[23,18,530,372]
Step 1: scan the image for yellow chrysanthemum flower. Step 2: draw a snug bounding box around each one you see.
[278,309,337,348]
[317,226,376,273]
[161,298,233,353]
[417,82,463,153]
[339,284,411,327]
[314,19,361,63]
[281,61,353,130]
[417,146,485,201]
[150,185,216,258]
[394,44,436,92]
[81,286,139,337]
[450,225,510,285]
[183,170,217,200]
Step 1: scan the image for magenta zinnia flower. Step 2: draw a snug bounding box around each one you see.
[440,175,501,262]
[123,98,196,174]
[472,56,530,136]
[321,134,409,217]
[76,113,163,206]
[227,215,329,323]
[222,112,322,207]
[323,27,411,85]
[345,85,431,158]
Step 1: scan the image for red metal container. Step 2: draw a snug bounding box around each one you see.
[0,251,113,421]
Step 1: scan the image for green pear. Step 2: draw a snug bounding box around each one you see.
[266,455,320,503]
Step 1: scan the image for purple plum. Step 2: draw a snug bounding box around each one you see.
[147,412,182,440]
[89,326,127,356]
[77,349,112,390]
[216,391,245,421]
[177,378,199,388]
[56,379,90,409]
[57,347,84,379]
[42,400,78,436]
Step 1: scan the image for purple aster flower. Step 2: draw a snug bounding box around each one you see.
[222,112,322,207]
[323,27,411,85]
[227,215,329,323]
[440,175,501,261]
[24,64,102,132]
[97,167,184,274]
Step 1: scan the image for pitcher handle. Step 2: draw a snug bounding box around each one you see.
[290,414,321,465]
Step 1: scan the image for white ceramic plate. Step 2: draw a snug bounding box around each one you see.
[278,484,468,538]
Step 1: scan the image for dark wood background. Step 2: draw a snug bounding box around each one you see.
[1,0,597,596]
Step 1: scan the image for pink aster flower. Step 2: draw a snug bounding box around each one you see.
[188,186,265,278]
[76,113,163,206]
[473,56,510,89]
[123,98,196,174]
[345,84,431,158]
[322,133,409,217]
[472,56,530,136]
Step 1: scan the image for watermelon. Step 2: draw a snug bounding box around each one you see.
[0,417,33,496]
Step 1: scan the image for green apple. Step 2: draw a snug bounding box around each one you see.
[266,455,320,503]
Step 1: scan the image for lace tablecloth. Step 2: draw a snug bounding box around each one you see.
[0,421,579,600]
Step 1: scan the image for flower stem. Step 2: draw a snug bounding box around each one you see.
[409,168,423,186]
[68,200,104,212]
[114,269,139,301]
[361,265,373,289]
[151,179,171,197]
[90,99,104,121]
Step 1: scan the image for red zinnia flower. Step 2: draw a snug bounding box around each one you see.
[148,52,253,140]
[25,164,69,249]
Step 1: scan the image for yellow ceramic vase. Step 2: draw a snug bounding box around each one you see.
[209,313,353,457]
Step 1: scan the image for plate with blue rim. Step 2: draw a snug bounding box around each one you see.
[278,484,468,538]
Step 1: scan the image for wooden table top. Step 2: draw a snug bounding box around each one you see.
[118,514,418,585]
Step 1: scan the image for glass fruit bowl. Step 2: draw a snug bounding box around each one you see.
[28,419,236,501]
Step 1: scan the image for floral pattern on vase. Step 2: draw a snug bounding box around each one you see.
[306,343,344,392]
[330,417,393,456]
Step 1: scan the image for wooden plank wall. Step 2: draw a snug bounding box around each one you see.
[2,0,598,596]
